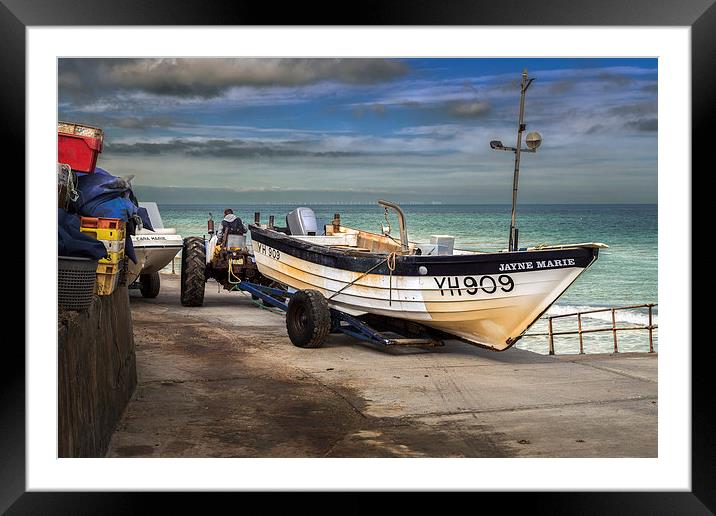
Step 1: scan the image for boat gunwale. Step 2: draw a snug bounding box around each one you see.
[249,224,598,276]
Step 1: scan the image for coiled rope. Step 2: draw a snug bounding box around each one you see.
[227,258,242,284]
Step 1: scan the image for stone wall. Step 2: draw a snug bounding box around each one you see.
[58,285,137,457]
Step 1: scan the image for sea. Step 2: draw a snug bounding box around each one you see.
[155,203,658,355]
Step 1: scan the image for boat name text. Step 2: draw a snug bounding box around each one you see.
[498,258,575,272]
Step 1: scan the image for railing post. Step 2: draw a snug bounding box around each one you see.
[611,308,618,353]
[548,317,555,355]
[577,313,584,354]
[648,304,654,353]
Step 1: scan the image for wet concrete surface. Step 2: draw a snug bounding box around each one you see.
[107,274,657,458]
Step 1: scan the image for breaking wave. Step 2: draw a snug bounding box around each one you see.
[547,304,657,326]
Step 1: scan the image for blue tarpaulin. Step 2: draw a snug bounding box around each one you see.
[58,209,107,260]
[73,167,154,263]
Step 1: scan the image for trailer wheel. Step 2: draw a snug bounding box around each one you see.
[139,272,161,298]
[286,289,331,348]
[180,237,206,307]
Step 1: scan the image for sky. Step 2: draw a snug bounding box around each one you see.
[58,58,657,204]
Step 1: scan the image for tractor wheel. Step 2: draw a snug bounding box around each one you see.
[286,289,331,348]
[180,237,206,307]
[139,272,161,298]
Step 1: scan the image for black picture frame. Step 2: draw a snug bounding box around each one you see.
[4,1,709,512]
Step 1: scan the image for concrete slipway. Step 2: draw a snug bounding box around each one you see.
[107,274,657,458]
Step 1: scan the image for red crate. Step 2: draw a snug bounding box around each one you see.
[80,216,122,230]
[58,122,104,173]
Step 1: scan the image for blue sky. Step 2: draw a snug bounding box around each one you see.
[58,58,657,204]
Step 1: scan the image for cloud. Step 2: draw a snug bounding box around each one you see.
[105,138,362,158]
[624,118,658,132]
[112,116,178,129]
[352,103,388,118]
[608,101,657,118]
[547,80,576,95]
[59,112,180,130]
[597,71,633,88]
[59,58,410,99]
[446,100,491,118]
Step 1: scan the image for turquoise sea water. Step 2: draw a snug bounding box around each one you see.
[157,203,658,355]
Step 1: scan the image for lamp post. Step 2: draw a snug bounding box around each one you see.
[490,69,541,252]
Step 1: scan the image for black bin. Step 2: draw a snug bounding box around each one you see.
[58,256,97,311]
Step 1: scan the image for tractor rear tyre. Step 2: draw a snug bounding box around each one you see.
[286,289,331,348]
[180,236,206,307]
[139,272,161,298]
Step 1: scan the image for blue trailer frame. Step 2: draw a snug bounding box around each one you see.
[232,280,442,348]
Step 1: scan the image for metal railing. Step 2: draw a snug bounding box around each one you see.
[525,303,657,355]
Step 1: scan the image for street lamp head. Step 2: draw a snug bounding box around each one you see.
[490,140,504,150]
[526,131,542,150]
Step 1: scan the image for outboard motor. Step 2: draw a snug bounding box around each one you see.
[286,207,318,236]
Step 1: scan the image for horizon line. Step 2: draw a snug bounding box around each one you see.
[152,201,658,206]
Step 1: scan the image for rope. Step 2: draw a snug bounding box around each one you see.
[241,290,285,315]
[67,169,79,202]
[387,251,396,306]
[328,251,397,306]
[227,258,242,285]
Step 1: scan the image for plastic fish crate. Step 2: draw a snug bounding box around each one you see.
[99,250,125,265]
[95,262,122,296]
[80,226,126,242]
[58,122,104,173]
[99,238,125,253]
[80,217,122,230]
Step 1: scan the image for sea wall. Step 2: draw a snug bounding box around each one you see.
[58,285,137,457]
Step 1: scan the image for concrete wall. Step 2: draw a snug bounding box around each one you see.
[58,285,137,457]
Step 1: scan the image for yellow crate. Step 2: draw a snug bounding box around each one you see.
[99,249,125,264]
[96,262,121,275]
[95,271,119,296]
[95,261,122,296]
[80,226,126,241]
[100,238,125,253]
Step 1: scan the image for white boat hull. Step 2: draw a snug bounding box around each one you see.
[250,226,599,351]
[127,231,183,284]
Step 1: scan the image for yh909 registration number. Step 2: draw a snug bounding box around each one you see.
[434,275,514,296]
[255,242,280,260]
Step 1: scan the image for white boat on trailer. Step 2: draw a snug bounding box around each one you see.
[240,69,605,351]
[248,201,606,351]
[127,202,183,298]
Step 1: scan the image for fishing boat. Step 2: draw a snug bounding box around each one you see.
[126,202,182,297]
[248,202,606,351]
[246,69,606,351]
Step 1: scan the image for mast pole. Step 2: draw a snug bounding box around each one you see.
[509,69,531,252]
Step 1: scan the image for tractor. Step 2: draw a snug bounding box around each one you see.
[179,212,269,306]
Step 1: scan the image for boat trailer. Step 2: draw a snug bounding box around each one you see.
[233,280,443,349]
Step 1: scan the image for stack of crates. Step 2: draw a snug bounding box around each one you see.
[80,216,126,295]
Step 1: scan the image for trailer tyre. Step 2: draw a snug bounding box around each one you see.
[180,237,206,307]
[139,272,161,298]
[286,289,331,348]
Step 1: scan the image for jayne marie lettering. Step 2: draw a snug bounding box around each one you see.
[498,258,575,272]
